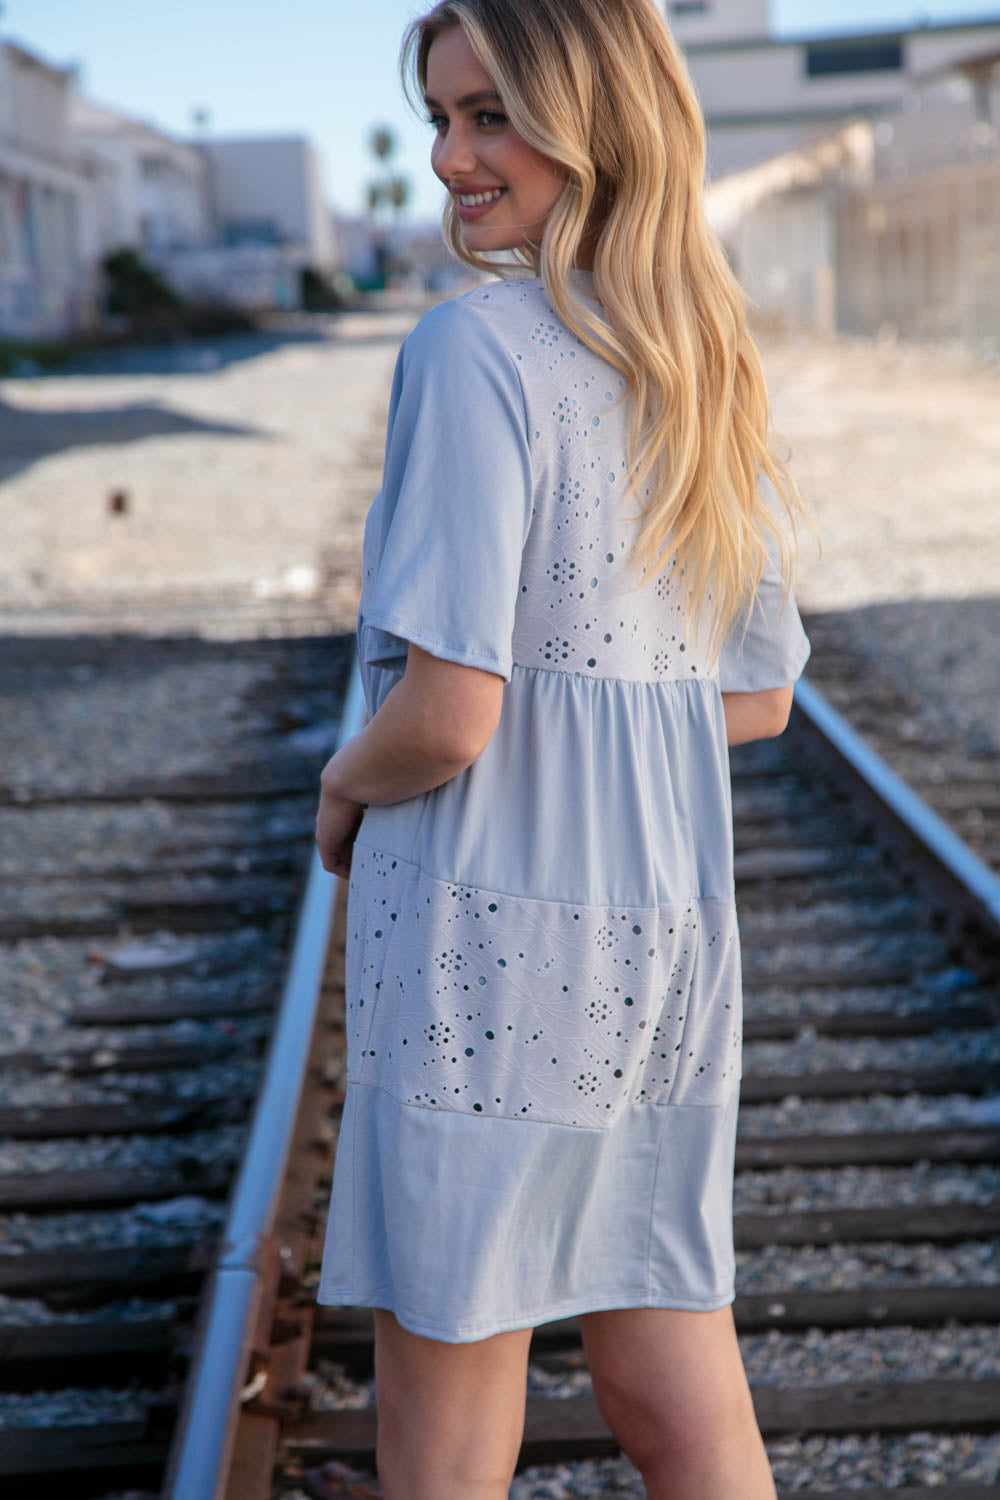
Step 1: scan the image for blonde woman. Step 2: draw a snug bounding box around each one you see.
[314,1,811,1495]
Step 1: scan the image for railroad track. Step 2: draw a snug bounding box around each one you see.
[799,612,1000,881]
[168,660,999,1500]
[3,641,998,1498]
[0,628,355,1499]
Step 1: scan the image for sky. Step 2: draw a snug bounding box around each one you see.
[6,0,1000,224]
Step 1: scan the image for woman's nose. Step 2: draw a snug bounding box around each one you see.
[434,126,477,177]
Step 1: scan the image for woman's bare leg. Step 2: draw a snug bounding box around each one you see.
[578,1305,776,1500]
[372,1306,533,1500]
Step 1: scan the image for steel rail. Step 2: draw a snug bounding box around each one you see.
[162,657,367,1500]
[794,675,1000,937]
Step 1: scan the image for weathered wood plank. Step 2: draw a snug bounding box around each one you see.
[740,1061,999,1104]
[733,1200,1000,1249]
[71,990,278,1026]
[734,1284,1000,1330]
[0,1318,175,1363]
[0,1243,210,1298]
[0,1097,242,1139]
[120,877,294,916]
[735,872,899,910]
[743,1003,995,1041]
[743,961,934,990]
[0,766,317,809]
[286,1379,1000,1470]
[0,1160,234,1210]
[735,1127,1000,1170]
[750,1377,1000,1436]
[733,816,852,852]
[735,846,867,881]
[0,1425,166,1476]
[0,1038,241,1074]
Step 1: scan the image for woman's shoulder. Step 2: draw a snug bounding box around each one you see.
[405,277,544,350]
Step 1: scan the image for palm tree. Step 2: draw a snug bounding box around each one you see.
[365,126,412,284]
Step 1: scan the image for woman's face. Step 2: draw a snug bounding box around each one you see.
[424,25,564,255]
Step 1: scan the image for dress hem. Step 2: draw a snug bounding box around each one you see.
[312,1286,737,1344]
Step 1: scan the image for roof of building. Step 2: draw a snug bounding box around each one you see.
[683,14,1000,56]
[2,37,76,80]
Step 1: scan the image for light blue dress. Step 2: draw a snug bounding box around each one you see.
[317,269,810,1342]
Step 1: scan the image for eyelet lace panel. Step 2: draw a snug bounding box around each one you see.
[347,846,742,1130]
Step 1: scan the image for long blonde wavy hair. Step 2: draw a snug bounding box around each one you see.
[400,0,810,660]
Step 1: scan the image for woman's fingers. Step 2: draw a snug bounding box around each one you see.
[315,788,365,875]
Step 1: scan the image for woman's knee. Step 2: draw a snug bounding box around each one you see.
[580,1305,758,1470]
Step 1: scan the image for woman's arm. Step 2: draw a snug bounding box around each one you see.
[315,644,504,877]
[721,685,794,746]
[321,643,505,807]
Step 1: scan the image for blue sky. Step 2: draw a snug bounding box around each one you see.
[7,1,1000,222]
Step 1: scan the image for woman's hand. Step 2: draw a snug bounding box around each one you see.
[315,776,367,879]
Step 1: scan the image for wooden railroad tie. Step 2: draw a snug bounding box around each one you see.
[282,1379,1000,1472]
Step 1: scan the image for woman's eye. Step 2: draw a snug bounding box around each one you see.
[426,110,506,132]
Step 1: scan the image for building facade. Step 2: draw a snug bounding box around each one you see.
[0,41,95,337]
[199,136,335,264]
[0,35,341,337]
[70,95,215,258]
[666,2,1000,177]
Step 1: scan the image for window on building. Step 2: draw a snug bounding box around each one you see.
[223,217,283,248]
[806,37,904,77]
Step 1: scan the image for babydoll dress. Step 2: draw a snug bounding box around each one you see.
[317,267,811,1342]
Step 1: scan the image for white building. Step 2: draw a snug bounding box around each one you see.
[198,136,335,265]
[666,2,1000,177]
[1,29,343,335]
[70,95,215,257]
[155,136,337,312]
[0,40,95,337]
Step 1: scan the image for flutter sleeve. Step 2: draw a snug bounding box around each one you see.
[359,297,533,684]
[717,477,811,693]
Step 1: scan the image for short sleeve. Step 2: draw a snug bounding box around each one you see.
[359,297,533,683]
[717,476,811,693]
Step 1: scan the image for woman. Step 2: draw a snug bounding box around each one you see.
[314,2,811,1496]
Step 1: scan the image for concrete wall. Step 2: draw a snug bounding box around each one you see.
[728,187,836,333]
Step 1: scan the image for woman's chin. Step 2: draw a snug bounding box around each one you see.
[460,226,529,254]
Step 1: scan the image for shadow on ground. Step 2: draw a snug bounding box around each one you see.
[0,398,269,481]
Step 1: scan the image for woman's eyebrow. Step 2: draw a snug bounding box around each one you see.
[423,89,504,109]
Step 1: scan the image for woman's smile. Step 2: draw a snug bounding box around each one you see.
[453,185,508,219]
